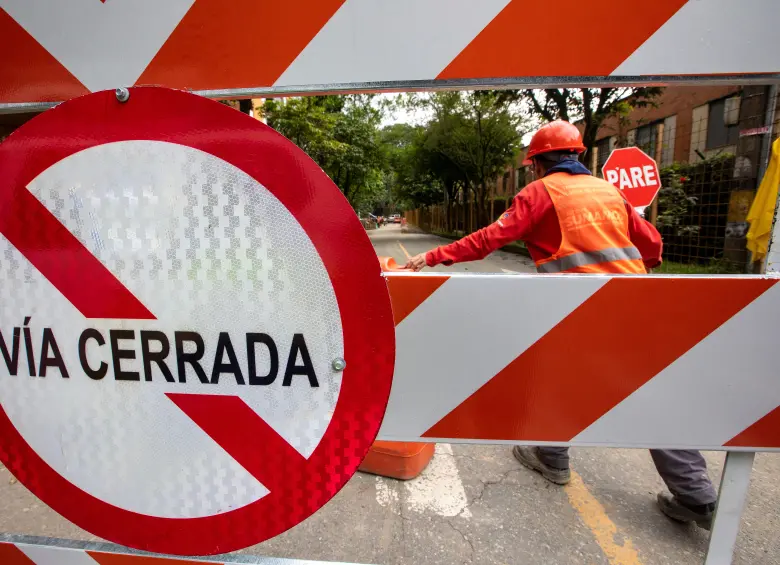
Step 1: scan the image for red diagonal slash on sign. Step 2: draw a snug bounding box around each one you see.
[1,188,154,320]
[167,394,308,493]
[2,180,300,491]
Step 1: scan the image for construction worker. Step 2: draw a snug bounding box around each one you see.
[405,120,718,529]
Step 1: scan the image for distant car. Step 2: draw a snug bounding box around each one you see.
[390,214,401,224]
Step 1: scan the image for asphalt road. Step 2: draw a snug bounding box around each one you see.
[369,223,537,275]
[1,224,778,565]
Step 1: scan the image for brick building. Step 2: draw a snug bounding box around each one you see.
[591,85,742,174]
[491,85,779,196]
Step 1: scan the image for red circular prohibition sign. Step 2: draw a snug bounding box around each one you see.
[0,87,396,555]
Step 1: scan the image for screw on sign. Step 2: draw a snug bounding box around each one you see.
[0,88,395,556]
[601,147,661,213]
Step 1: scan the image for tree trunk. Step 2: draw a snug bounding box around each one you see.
[580,123,598,165]
[462,189,467,235]
[478,184,487,229]
[445,181,455,233]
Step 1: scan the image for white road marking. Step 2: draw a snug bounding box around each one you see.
[374,444,471,518]
[501,268,518,274]
[375,476,399,508]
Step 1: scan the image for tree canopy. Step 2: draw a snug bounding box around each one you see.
[263,95,388,213]
[500,88,663,163]
[253,86,662,227]
[260,90,525,227]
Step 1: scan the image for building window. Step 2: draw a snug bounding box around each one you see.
[660,115,677,167]
[706,97,739,150]
[635,122,660,158]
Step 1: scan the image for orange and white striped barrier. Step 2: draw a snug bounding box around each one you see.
[377,273,780,450]
[1,0,779,107]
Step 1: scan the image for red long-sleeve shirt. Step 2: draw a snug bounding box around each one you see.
[426,176,663,270]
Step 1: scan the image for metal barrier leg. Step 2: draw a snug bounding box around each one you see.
[703,452,755,565]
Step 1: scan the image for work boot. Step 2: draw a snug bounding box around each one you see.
[656,493,715,531]
[512,446,571,485]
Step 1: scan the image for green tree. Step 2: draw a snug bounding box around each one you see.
[500,88,663,164]
[263,95,387,212]
[379,123,444,211]
[263,91,524,228]
[263,97,341,165]
[328,97,386,211]
[414,91,524,228]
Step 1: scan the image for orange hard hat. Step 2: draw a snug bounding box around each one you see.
[522,120,586,165]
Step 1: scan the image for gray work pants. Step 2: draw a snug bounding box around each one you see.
[536,447,718,506]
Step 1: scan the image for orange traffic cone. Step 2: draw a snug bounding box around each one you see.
[359,441,435,480]
[358,256,435,480]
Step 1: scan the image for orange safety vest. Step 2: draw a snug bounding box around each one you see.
[536,172,646,274]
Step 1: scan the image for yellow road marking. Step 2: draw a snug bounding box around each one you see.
[565,471,643,565]
[398,242,412,260]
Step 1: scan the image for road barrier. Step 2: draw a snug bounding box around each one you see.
[1,2,780,563]
[378,274,780,449]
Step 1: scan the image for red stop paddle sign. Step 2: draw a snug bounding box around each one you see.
[0,87,395,556]
[602,147,662,210]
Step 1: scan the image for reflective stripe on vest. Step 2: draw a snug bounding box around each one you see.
[537,246,642,273]
[536,172,646,275]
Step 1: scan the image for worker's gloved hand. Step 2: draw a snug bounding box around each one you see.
[405,253,428,272]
